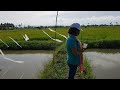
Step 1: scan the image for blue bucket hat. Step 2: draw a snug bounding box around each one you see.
[70,23,80,31]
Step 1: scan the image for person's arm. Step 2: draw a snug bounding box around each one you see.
[70,39,80,56]
[71,41,83,56]
[71,47,80,56]
[78,41,84,64]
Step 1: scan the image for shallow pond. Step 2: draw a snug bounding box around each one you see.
[84,49,120,79]
[0,50,53,79]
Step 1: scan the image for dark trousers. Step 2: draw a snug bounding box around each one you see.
[68,63,78,79]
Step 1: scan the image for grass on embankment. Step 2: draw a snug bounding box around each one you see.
[0,40,62,50]
[1,26,120,50]
[82,40,120,49]
[39,43,95,79]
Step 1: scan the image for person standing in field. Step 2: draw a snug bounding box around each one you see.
[66,23,83,79]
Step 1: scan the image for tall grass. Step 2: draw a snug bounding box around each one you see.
[78,26,120,41]
[0,28,67,42]
[0,29,64,50]
[1,26,120,42]
[53,26,120,41]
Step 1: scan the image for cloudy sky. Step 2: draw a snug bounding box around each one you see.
[0,11,120,26]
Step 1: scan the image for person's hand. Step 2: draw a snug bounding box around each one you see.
[81,44,84,52]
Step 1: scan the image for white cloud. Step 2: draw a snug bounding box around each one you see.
[0,11,120,26]
[57,15,120,25]
[78,16,120,25]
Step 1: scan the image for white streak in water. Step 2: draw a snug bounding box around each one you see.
[4,57,24,63]
[0,49,24,63]
[19,73,24,79]
[42,30,62,43]
[9,37,22,48]
[0,49,5,57]
[0,39,9,47]
[48,28,67,39]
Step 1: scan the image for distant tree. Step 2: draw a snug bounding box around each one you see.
[110,22,113,26]
[0,23,15,30]
[116,22,118,26]
[87,23,89,26]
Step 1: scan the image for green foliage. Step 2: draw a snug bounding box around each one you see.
[0,41,62,50]
[0,26,120,50]
[39,43,94,79]
[83,40,120,49]
[39,43,68,79]
[76,57,95,79]
[78,26,120,41]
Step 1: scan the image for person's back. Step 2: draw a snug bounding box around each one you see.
[66,34,80,65]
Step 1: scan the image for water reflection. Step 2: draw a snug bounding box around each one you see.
[84,49,120,79]
[2,50,53,54]
[0,50,53,79]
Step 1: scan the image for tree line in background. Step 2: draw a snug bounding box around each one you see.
[0,23,15,30]
[0,22,120,30]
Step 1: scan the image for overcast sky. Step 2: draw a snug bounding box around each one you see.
[0,11,120,26]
